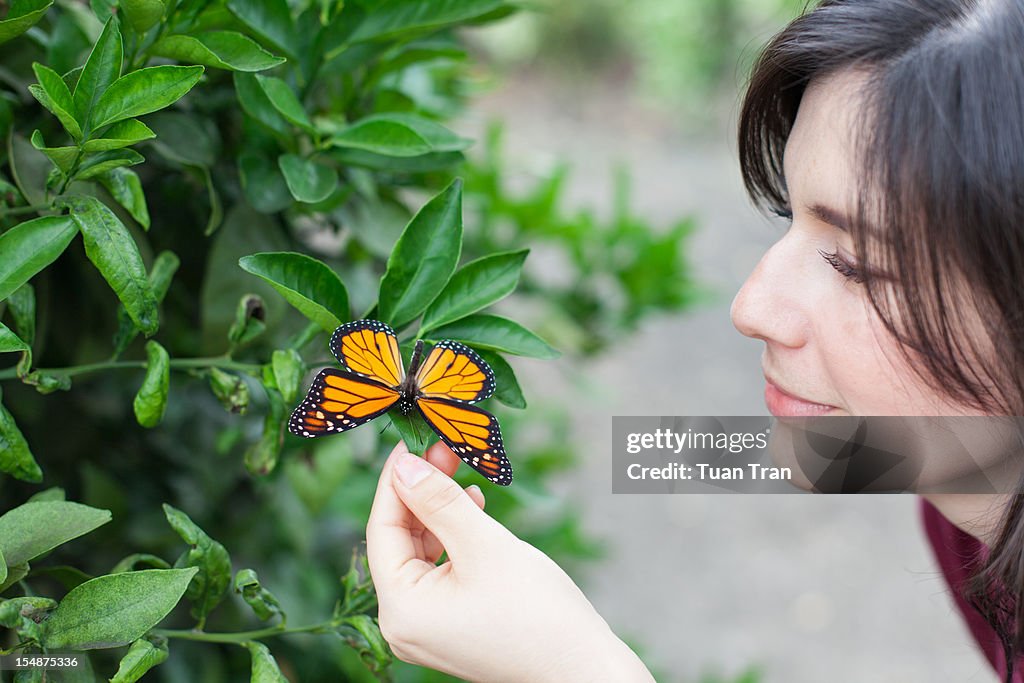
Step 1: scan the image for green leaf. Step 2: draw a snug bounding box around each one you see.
[277,154,336,204]
[30,565,92,591]
[0,399,42,483]
[9,133,51,206]
[420,249,528,334]
[14,667,43,682]
[74,17,122,128]
[329,113,470,157]
[112,250,178,356]
[110,635,169,683]
[82,118,155,151]
[8,283,36,351]
[271,348,302,404]
[333,147,465,173]
[42,567,198,649]
[227,294,266,348]
[120,0,166,33]
[74,148,145,180]
[366,40,466,86]
[335,615,392,673]
[208,367,251,414]
[424,314,559,359]
[0,501,111,567]
[278,154,337,203]
[97,167,150,228]
[152,31,285,71]
[255,75,312,131]
[476,349,525,409]
[233,72,290,135]
[0,596,55,640]
[238,152,291,213]
[349,0,510,43]
[21,370,72,394]
[90,65,204,129]
[238,252,348,332]
[111,553,172,574]
[378,178,462,329]
[245,384,285,476]
[245,641,288,682]
[0,0,54,46]
[27,486,65,502]
[91,0,117,24]
[233,568,284,622]
[336,547,376,616]
[226,0,297,60]
[30,62,83,139]
[0,562,30,594]
[63,195,159,335]
[0,546,6,584]
[0,318,31,377]
[163,504,232,626]
[202,165,223,236]
[0,321,29,355]
[29,129,77,173]
[0,214,77,302]
[133,340,169,428]
[388,411,432,456]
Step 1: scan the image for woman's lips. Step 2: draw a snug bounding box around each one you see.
[764,378,837,417]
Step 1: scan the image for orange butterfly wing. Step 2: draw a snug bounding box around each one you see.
[289,368,400,438]
[329,319,405,387]
[416,397,512,486]
[413,340,495,403]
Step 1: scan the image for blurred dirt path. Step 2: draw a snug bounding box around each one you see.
[456,74,993,683]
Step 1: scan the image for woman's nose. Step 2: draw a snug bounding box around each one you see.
[730,237,807,349]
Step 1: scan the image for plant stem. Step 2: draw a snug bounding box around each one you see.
[152,621,330,644]
[0,204,51,218]
[0,640,36,655]
[0,357,263,381]
[56,149,85,196]
[288,321,321,351]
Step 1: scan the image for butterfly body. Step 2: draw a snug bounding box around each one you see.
[289,320,512,485]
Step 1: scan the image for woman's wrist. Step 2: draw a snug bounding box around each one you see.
[533,623,656,683]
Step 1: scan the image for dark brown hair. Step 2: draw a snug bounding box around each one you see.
[738,0,1024,679]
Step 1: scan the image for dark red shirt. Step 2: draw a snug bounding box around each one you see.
[919,496,1022,682]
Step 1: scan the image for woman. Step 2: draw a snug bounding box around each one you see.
[366,0,1024,680]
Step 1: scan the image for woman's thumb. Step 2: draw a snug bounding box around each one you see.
[391,451,494,562]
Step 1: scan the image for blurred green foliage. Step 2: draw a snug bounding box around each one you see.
[474,0,808,123]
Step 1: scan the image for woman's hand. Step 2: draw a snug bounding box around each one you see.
[366,440,655,683]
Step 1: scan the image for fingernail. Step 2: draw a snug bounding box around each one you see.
[466,484,481,496]
[394,452,432,487]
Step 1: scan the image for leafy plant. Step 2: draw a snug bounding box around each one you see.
[463,122,703,356]
[0,0,701,680]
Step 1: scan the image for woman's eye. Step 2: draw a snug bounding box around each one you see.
[771,206,794,221]
[817,248,864,283]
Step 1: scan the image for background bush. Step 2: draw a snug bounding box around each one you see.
[0,0,698,681]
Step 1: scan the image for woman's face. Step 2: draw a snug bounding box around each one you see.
[730,68,985,419]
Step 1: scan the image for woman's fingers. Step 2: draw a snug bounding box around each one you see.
[366,442,435,588]
[422,484,486,564]
[389,451,499,567]
[424,439,461,475]
[418,440,482,561]
[465,484,485,510]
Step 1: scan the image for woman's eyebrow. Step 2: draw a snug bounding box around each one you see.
[805,202,851,232]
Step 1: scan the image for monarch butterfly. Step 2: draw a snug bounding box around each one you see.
[288,319,513,485]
